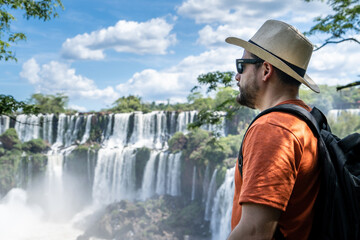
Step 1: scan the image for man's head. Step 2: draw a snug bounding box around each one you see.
[226,20,319,93]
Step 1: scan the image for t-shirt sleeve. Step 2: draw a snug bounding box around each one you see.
[239,121,303,211]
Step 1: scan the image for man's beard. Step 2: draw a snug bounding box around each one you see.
[236,80,259,109]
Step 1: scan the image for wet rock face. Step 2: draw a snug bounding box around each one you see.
[77,195,211,240]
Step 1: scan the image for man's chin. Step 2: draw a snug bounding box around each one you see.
[236,94,255,109]
[236,94,243,105]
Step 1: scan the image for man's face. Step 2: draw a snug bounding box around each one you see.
[235,51,261,109]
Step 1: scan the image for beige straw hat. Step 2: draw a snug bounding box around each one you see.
[226,20,320,93]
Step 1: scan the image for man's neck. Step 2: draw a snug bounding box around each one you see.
[257,86,299,111]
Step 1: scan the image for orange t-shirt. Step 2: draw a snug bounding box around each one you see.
[231,99,320,240]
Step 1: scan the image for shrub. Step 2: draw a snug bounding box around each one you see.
[22,138,49,153]
[0,128,20,150]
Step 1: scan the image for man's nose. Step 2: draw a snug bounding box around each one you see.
[235,73,241,82]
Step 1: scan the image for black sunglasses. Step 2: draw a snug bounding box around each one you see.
[236,58,264,74]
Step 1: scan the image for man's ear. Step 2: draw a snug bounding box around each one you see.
[262,62,274,82]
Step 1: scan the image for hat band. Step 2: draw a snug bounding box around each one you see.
[249,40,306,77]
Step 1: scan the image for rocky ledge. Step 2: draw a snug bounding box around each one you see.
[77,195,211,240]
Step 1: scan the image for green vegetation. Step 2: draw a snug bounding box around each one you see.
[0,128,21,150]
[22,138,49,153]
[0,129,48,195]
[300,85,360,114]
[29,93,69,114]
[0,0,64,115]
[329,112,360,138]
[304,0,360,50]
[169,128,239,168]
[0,0,64,61]
[0,94,39,115]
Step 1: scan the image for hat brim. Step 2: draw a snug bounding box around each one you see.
[226,37,320,93]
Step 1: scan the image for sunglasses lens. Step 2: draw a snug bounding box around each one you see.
[237,62,243,74]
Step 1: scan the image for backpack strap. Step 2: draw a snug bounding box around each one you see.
[309,106,331,132]
[238,104,320,177]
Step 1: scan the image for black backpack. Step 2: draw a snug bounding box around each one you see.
[238,104,360,239]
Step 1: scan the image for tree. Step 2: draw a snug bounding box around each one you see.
[0,94,39,115]
[29,93,68,113]
[0,0,64,61]
[0,0,64,115]
[305,0,360,51]
[110,95,143,113]
[187,71,256,133]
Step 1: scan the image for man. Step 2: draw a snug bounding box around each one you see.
[226,20,321,240]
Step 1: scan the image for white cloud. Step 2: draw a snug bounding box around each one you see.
[197,24,256,48]
[308,41,360,86]
[177,0,329,25]
[61,18,176,60]
[177,0,332,48]
[20,58,119,104]
[68,104,87,112]
[115,33,360,102]
[20,58,41,84]
[116,47,238,102]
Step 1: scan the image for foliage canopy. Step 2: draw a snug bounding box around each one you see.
[29,93,68,113]
[305,0,360,50]
[0,0,64,61]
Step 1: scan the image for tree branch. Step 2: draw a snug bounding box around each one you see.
[314,38,360,51]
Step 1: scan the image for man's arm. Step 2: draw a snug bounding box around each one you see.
[227,203,281,240]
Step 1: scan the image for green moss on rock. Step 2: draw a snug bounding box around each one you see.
[0,128,20,150]
[22,139,50,153]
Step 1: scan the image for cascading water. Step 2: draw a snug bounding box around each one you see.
[0,110,235,240]
[202,164,210,203]
[191,166,197,201]
[327,108,360,121]
[42,114,54,145]
[92,147,137,204]
[210,167,234,240]
[0,115,10,134]
[205,168,218,221]
[80,114,92,144]
[140,150,159,200]
[15,114,40,142]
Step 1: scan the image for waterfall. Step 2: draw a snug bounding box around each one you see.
[92,147,137,204]
[0,188,81,239]
[205,168,218,221]
[0,115,10,134]
[140,150,159,200]
[200,111,226,136]
[154,112,167,149]
[154,151,182,197]
[15,115,40,142]
[191,166,197,201]
[46,148,64,220]
[80,114,92,144]
[103,113,113,140]
[176,111,197,133]
[0,110,226,239]
[328,108,360,121]
[128,111,168,149]
[202,165,210,203]
[167,152,182,196]
[155,152,167,195]
[55,114,66,146]
[42,114,54,145]
[105,113,130,148]
[210,167,234,240]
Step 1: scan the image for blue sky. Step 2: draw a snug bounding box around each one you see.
[1,0,359,112]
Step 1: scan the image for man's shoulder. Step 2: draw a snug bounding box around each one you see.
[251,100,311,132]
[248,112,306,136]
